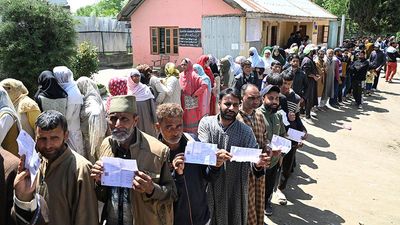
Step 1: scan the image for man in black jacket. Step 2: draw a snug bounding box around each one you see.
[349,51,370,109]
[232,60,259,91]
[369,43,386,90]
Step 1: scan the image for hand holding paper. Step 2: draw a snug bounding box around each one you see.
[17,130,40,187]
[270,134,292,154]
[101,157,138,188]
[185,141,217,166]
[287,128,306,143]
[230,146,262,163]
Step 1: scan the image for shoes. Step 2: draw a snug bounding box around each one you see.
[357,104,363,109]
[388,80,393,83]
[264,203,273,216]
[305,115,311,119]
[276,189,287,205]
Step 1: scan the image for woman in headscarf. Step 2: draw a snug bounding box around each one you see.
[76,77,107,163]
[34,70,68,114]
[106,77,128,112]
[261,47,274,75]
[208,54,221,114]
[0,86,21,156]
[0,78,41,138]
[138,64,166,103]
[179,58,208,134]
[193,64,212,117]
[248,47,262,68]
[53,66,85,156]
[157,62,181,105]
[226,55,242,77]
[220,57,232,88]
[197,55,216,115]
[127,69,158,137]
[272,46,287,66]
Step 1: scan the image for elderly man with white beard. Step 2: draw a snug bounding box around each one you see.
[91,95,177,225]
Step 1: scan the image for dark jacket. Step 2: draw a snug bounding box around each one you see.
[387,51,400,62]
[369,50,386,69]
[349,59,370,81]
[232,72,259,91]
[167,133,221,225]
[0,148,18,225]
[283,67,308,99]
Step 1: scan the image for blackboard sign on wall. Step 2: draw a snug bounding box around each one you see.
[179,28,202,47]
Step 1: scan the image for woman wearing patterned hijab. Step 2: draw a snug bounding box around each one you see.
[106,76,127,113]
[0,86,21,156]
[0,78,41,138]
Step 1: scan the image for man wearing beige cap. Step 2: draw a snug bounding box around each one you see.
[91,95,177,225]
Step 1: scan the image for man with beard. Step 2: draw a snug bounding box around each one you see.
[348,51,370,109]
[156,103,228,225]
[236,84,271,225]
[13,110,98,225]
[198,88,269,225]
[257,85,286,216]
[301,44,319,118]
[91,95,177,225]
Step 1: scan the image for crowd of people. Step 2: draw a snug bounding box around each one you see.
[0,35,399,225]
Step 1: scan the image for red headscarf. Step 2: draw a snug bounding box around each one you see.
[106,77,127,112]
[196,55,215,85]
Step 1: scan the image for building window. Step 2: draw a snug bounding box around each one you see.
[150,27,179,55]
[318,25,329,44]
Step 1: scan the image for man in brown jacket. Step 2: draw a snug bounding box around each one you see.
[12,110,99,225]
[91,95,177,225]
[1,147,19,225]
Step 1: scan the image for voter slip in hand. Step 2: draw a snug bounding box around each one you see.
[270,135,292,154]
[230,146,262,163]
[184,141,217,166]
[17,130,40,187]
[101,157,138,188]
[287,128,306,143]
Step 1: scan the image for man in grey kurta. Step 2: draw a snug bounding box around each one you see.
[198,88,267,225]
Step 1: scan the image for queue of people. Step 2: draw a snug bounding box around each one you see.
[0,36,399,225]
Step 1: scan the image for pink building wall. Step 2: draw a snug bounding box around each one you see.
[130,0,242,66]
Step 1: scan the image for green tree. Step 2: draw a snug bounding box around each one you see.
[314,0,349,17]
[0,0,76,95]
[76,0,128,17]
[71,42,99,79]
[348,0,400,34]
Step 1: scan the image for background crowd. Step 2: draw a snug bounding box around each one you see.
[0,34,399,225]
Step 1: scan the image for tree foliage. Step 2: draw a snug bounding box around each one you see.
[76,0,128,17]
[0,0,76,94]
[314,0,349,17]
[71,42,99,79]
[348,0,400,34]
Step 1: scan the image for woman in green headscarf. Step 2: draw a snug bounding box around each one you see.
[158,62,182,106]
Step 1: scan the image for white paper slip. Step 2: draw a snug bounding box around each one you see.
[287,128,306,143]
[101,157,138,188]
[17,130,40,187]
[270,135,292,154]
[184,141,217,166]
[230,146,262,163]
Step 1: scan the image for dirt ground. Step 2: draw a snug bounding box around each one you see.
[93,67,400,225]
[264,74,400,225]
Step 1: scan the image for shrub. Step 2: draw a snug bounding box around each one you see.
[71,42,99,79]
[0,0,76,95]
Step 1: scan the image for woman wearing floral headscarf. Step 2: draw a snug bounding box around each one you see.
[76,77,107,162]
[127,69,158,137]
[0,86,21,156]
[106,76,128,112]
[0,78,41,138]
[53,66,85,156]
[179,58,208,134]
[158,62,181,105]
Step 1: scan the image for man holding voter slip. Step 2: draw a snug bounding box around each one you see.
[13,110,98,225]
[91,95,177,225]
[198,87,270,225]
[156,103,229,225]
[236,84,271,225]
[257,85,287,216]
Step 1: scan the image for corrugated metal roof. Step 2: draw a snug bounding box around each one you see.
[48,0,69,6]
[232,0,337,19]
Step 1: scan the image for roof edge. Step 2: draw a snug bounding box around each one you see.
[117,0,145,21]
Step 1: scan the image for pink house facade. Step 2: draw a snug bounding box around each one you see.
[118,0,337,67]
